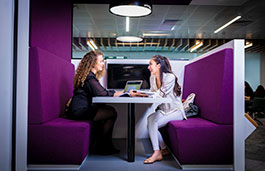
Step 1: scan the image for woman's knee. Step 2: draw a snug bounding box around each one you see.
[107,106,117,119]
[94,105,117,121]
[147,113,156,125]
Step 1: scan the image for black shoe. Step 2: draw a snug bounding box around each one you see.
[100,145,120,155]
[93,148,120,155]
[108,147,120,154]
[91,145,120,155]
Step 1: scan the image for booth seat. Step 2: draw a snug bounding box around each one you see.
[164,49,233,165]
[28,47,91,164]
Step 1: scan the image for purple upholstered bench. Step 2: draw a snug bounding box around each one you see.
[28,47,91,164]
[166,49,233,165]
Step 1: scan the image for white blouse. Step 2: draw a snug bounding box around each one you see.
[150,73,186,119]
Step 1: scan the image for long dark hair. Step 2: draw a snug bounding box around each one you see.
[152,55,181,97]
[245,81,254,98]
[254,85,265,98]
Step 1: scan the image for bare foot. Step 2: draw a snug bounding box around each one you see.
[144,150,163,164]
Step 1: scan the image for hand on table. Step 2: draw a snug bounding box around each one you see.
[129,90,148,97]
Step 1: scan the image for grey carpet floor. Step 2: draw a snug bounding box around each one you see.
[245,117,265,171]
[80,139,233,171]
[79,139,183,171]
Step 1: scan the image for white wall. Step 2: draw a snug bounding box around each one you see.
[245,53,260,91]
[0,1,14,171]
[0,1,29,171]
[260,53,265,87]
[16,0,29,170]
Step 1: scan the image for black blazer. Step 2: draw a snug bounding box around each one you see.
[67,71,115,120]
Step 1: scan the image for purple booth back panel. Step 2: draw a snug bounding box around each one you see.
[29,47,74,124]
[30,0,72,61]
[183,49,233,124]
[28,118,91,164]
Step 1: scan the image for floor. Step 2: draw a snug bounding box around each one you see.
[79,138,232,171]
[79,139,183,171]
[245,117,265,171]
[79,116,265,171]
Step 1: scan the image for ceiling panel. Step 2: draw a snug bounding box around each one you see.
[73,0,265,53]
[190,0,249,6]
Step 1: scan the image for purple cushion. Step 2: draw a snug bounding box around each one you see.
[167,118,233,165]
[183,49,233,124]
[28,47,75,124]
[28,118,91,164]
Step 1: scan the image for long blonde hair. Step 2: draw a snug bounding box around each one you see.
[73,50,105,89]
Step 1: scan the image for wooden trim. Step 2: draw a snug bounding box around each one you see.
[245,113,258,128]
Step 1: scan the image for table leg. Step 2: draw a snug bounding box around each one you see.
[128,103,135,162]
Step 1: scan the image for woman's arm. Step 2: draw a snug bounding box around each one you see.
[86,77,115,96]
[160,74,175,96]
[86,76,125,97]
[150,75,158,92]
[153,74,175,97]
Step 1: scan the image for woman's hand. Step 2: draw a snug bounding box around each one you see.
[129,90,148,97]
[245,96,251,101]
[114,91,124,97]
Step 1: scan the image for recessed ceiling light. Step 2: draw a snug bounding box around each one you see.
[245,41,253,48]
[126,17,130,32]
[143,33,169,37]
[87,39,98,51]
[116,36,143,42]
[109,0,152,17]
[214,16,241,33]
[190,40,203,52]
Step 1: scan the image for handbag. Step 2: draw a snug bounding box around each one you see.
[185,103,199,118]
[183,93,196,109]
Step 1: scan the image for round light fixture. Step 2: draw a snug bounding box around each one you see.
[109,0,152,17]
[116,36,143,42]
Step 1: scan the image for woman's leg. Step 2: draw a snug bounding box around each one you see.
[92,105,118,152]
[145,111,183,163]
[144,112,163,163]
[156,111,184,150]
[147,112,162,151]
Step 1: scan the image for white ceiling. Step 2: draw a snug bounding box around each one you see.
[190,0,249,6]
[73,0,265,39]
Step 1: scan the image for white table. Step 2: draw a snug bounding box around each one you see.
[92,97,171,162]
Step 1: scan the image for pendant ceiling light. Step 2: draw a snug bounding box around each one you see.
[116,36,143,42]
[109,0,152,17]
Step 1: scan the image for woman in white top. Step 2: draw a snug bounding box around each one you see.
[144,55,186,164]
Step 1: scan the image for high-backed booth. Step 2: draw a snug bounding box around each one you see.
[27,0,93,165]
[163,49,234,167]
[28,47,92,164]
[26,0,251,168]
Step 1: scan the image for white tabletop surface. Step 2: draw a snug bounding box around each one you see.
[92,97,172,104]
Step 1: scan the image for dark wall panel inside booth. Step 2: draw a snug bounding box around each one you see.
[30,0,72,61]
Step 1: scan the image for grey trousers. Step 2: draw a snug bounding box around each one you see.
[147,110,183,151]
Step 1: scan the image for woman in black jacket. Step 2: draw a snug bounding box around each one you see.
[66,50,124,155]
[245,81,254,100]
[245,81,254,112]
